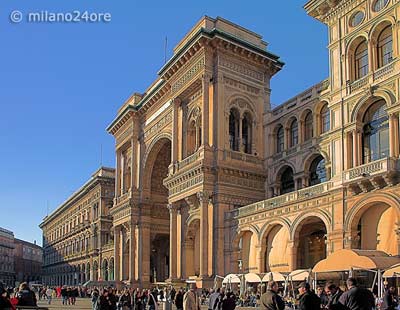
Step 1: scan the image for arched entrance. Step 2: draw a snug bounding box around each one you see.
[350,201,399,255]
[144,137,172,283]
[261,224,290,272]
[294,216,327,269]
[184,219,201,277]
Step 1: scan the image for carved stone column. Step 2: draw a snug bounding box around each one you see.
[172,99,180,163]
[116,150,121,198]
[202,74,210,146]
[352,129,359,167]
[119,228,124,281]
[168,204,178,280]
[128,223,136,284]
[389,113,399,157]
[197,191,210,278]
[113,226,121,281]
[287,241,297,271]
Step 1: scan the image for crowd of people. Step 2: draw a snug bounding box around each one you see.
[0,277,398,310]
[258,278,398,310]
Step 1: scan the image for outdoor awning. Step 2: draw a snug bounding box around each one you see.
[289,269,310,281]
[222,274,240,284]
[262,272,286,282]
[245,273,262,283]
[313,249,400,273]
[383,264,400,278]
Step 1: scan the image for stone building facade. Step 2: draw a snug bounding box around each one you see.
[107,16,283,288]
[14,239,42,284]
[41,0,400,288]
[40,167,115,285]
[233,0,400,275]
[0,228,15,286]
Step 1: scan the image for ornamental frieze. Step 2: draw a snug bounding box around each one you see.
[172,57,205,93]
[168,173,203,196]
[219,56,264,82]
[219,174,264,190]
[224,77,260,96]
[143,112,172,140]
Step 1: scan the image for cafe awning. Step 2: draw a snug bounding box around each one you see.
[313,249,400,273]
[383,264,400,278]
[289,269,310,281]
[262,272,286,282]
[245,273,262,283]
[222,274,240,284]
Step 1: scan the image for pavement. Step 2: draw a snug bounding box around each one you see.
[37,298,92,309]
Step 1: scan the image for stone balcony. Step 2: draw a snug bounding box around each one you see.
[237,181,334,218]
[343,157,400,194]
[222,149,262,165]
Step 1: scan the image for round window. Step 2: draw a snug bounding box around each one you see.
[350,11,365,27]
[373,0,389,12]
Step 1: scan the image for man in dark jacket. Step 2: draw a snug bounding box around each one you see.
[325,282,344,310]
[382,286,397,310]
[175,288,184,310]
[260,281,285,310]
[16,282,37,307]
[297,282,321,310]
[338,278,375,310]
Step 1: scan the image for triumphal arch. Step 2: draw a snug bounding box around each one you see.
[107,16,283,287]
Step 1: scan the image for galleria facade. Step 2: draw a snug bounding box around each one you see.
[41,0,400,288]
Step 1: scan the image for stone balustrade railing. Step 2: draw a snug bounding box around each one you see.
[223,149,262,165]
[237,181,333,218]
[343,157,399,181]
[350,75,369,93]
[373,61,395,81]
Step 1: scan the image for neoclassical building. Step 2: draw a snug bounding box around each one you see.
[234,0,400,276]
[40,167,115,285]
[41,0,400,288]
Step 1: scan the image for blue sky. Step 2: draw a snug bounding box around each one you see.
[0,1,328,245]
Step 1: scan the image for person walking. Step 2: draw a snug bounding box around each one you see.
[46,287,53,305]
[183,283,201,310]
[382,286,397,310]
[339,278,375,310]
[118,288,132,310]
[324,282,343,310]
[260,281,285,310]
[222,291,236,310]
[92,288,100,310]
[0,286,12,310]
[175,288,184,310]
[100,289,113,310]
[297,282,321,310]
[209,288,221,310]
[16,282,37,307]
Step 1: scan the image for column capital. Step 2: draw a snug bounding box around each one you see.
[197,191,212,204]
[167,203,179,213]
[172,97,181,107]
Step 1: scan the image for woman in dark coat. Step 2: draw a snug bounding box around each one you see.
[100,289,112,310]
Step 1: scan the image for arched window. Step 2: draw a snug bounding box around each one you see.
[276,125,284,153]
[354,40,369,80]
[242,113,253,154]
[186,108,201,156]
[362,100,389,163]
[377,26,393,68]
[373,0,389,12]
[280,167,295,194]
[309,155,327,186]
[304,111,313,141]
[320,104,330,133]
[229,108,240,151]
[187,120,196,156]
[290,119,298,147]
